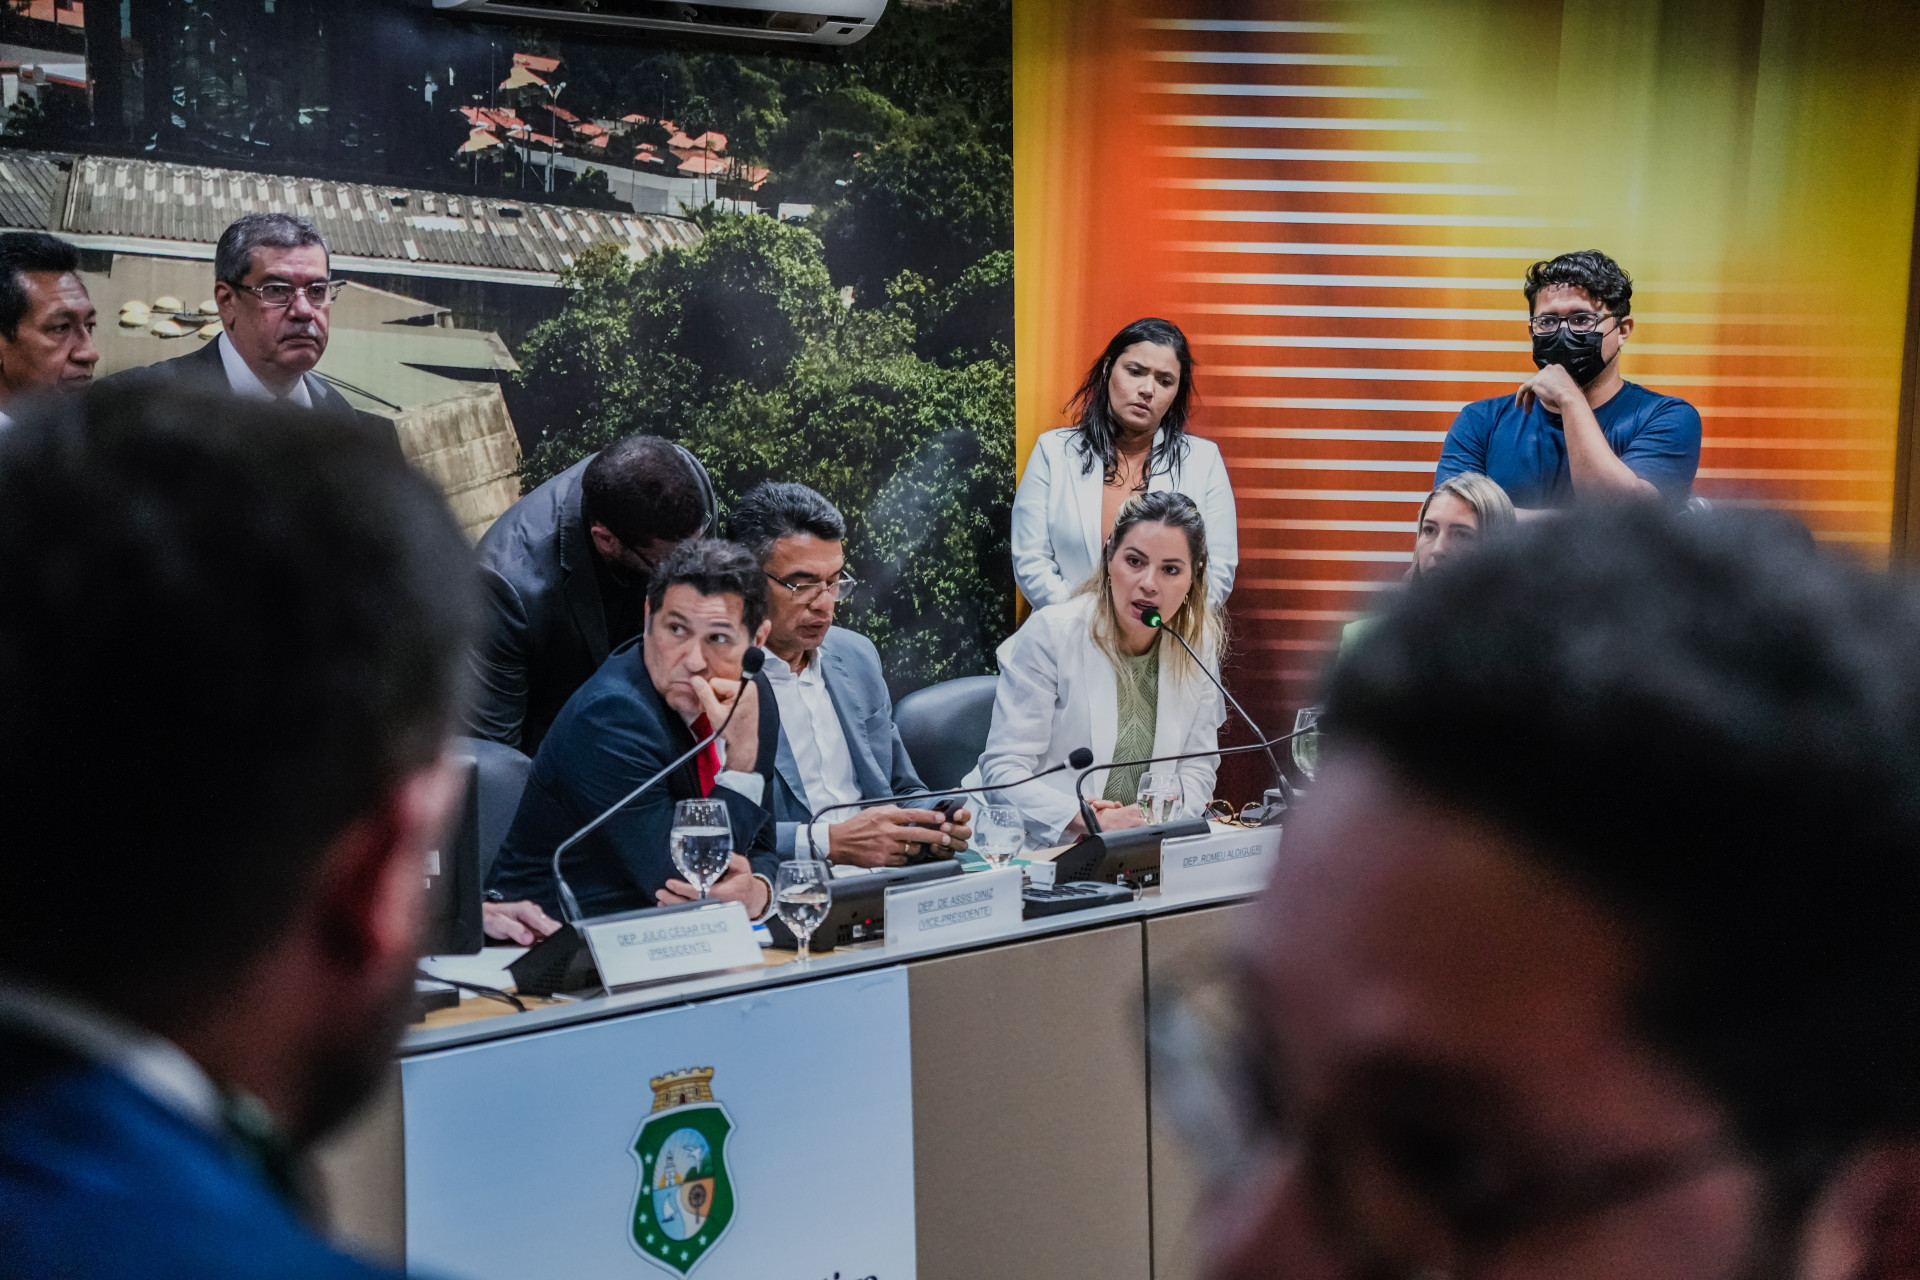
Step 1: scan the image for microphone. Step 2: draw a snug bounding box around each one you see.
[804,748,1097,856]
[548,646,766,924]
[1073,723,1313,839]
[1136,603,1289,822]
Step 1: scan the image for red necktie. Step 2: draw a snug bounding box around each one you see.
[690,715,722,797]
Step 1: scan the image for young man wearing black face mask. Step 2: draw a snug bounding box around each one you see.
[1434,250,1701,516]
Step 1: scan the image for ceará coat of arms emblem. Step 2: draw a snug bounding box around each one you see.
[630,1067,737,1276]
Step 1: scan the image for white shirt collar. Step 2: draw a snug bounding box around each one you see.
[0,978,225,1134]
[761,648,820,682]
[216,331,314,409]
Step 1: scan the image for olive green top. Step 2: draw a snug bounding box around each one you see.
[1102,640,1161,804]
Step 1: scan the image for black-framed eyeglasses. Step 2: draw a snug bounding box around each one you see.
[1527,311,1614,337]
[234,279,344,309]
[1147,966,1741,1269]
[765,570,859,605]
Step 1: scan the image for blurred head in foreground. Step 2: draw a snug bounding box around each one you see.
[0,382,475,1147]
[1196,506,1920,1280]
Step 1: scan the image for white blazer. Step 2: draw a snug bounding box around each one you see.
[962,595,1226,846]
[1011,427,1239,611]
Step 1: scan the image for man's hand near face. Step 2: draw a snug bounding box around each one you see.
[1513,361,1659,504]
[655,853,771,917]
[1515,361,1586,418]
[826,804,973,867]
[692,672,759,774]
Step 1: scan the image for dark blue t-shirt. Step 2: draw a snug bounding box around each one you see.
[1434,380,1702,509]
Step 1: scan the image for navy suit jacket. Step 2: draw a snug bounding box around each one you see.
[0,1031,396,1280]
[770,627,929,855]
[97,335,405,460]
[487,639,781,918]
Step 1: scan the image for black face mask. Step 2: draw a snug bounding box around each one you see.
[1531,324,1612,389]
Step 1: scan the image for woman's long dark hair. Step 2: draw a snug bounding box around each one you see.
[1062,317,1197,483]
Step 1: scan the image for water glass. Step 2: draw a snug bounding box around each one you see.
[669,798,732,898]
[1292,706,1323,783]
[1138,771,1183,825]
[973,805,1024,870]
[774,859,833,962]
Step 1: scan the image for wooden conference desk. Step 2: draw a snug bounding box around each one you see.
[316,883,1258,1280]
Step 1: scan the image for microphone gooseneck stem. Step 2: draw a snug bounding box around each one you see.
[805,761,1072,828]
[1071,725,1312,836]
[548,666,754,926]
[1157,619,1284,787]
[1077,792,1102,843]
[804,752,1096,858]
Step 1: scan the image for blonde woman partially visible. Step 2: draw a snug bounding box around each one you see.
[1411,472,1516,578]
[1341,472,1516,653]
[966,492,1228,847]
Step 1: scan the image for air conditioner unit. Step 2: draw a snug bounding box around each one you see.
[429,0,888,46]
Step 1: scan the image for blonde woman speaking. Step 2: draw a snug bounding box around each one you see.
[966,491,1227,848]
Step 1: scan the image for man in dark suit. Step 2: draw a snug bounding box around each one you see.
[99,212,401,456]
[0,384,474,1278]
[489,539,781,921]
[467,434,717,755]
[726,482,972,866]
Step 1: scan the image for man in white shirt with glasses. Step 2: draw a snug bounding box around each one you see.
[727,481,971,869]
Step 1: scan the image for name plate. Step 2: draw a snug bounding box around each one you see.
[1159,825,1281,900]
[884,866,1024,950]
[581,899,762,990]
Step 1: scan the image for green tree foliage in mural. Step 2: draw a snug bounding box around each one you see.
[819,123,1012,305]
[515,0,1017,689]
[518,220,1013,689]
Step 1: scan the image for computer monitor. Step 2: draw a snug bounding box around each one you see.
[422,755,484,955]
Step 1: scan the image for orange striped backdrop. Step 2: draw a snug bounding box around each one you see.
[1015,0,1920,801]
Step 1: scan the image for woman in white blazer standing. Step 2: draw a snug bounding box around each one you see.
[1013,317,1238,610]
[966,491,1227,847]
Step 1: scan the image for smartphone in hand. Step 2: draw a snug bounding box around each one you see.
[904,795,968,863]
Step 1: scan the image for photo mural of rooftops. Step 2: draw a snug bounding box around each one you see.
[0,0,1013,693]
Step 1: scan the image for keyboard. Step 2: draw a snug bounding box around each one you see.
[1022,880,1135,919]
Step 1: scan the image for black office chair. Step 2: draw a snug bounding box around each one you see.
[893,675,999,790]
[453,735,533,882]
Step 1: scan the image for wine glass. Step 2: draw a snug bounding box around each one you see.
[1292,706,1323,784]
[973,805,1024,870]
[774,860,832,962]
[1138,771,1182,825]
[669,799,732,899]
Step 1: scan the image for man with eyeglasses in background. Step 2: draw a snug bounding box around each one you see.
[106,213,401,455]
[726,482,971,871]
[1181,506,1920,1280]
[1434,249,1700,516]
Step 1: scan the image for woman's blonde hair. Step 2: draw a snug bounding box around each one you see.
[1078,490,1225,681]
[1420,472,1516,536]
